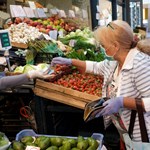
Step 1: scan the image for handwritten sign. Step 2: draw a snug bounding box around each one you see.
[28,1,36,9]
[36,8,47,18]
[23,7,35,18]
[10,5,26,17]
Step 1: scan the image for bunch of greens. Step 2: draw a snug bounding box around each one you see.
[66,49,105,62]
[26,40,64,64]
[59,28,96,51]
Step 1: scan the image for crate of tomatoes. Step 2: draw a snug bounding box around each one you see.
[34,65,103,109]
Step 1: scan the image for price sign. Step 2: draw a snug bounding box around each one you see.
[10,5,26,17]
[37,8,47,18]
[68,10,75,18]
[23,7,35,18]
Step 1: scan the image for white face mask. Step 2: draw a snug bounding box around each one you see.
[104,48,120,59]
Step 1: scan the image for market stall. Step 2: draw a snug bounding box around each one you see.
[0,1,124,149]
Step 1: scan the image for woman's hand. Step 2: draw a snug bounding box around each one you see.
[27,69,52,80]
[51,57,72,66]
[97,97,124,116]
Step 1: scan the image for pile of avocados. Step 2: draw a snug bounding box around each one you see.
[8,135,99,150]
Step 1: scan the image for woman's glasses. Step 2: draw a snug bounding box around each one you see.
[107,23,115,30]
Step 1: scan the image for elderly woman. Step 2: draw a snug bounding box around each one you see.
[51,20,150,149]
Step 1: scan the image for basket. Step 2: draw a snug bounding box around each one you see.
[15,129,103,150]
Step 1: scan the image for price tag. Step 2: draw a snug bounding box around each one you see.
[23,7,35,18]
[58,30,64,38]
[42,33,53,41]
[33,9,39,18]
[59,10,66,18]
[68,10,75,18]
[25,146,40,150]
[50,9,58,15]
[36,8,47,18]
[49,30,58,40]
[69,40,76,47]
[43,8,48,13]
[10,5,26,17]
[28,1,36,9]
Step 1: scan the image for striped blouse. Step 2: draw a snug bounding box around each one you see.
[85,48,150,142]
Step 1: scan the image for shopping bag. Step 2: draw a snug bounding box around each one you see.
[123,133,150,150]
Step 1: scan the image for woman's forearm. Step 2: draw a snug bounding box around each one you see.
[72,59,86,73]
[123,97,145,111]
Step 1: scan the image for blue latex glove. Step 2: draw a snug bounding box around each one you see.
[97,97,124,116]
[51,57,72,66]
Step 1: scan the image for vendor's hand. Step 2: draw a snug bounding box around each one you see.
[27,69,51,79]
[97,97,124,116]
[51,57,72,66]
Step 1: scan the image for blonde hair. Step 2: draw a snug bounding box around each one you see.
[94,20,134,50]
[137,38,150,55]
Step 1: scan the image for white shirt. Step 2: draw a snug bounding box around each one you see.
[85,48,150,142]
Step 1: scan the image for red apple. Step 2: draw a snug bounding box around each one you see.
[46,25,52,29]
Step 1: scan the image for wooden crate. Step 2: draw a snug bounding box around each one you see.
[11,42,28,49]
[34,79,100,110]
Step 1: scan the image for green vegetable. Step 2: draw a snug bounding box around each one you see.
[20,136,34,144]
[66,49,105,62]
[46,146,58,150]
[0,132,9,147]
[38,137,50,150]
[12,141,24,150]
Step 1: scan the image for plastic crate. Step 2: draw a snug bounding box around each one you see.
[15,129,103,150]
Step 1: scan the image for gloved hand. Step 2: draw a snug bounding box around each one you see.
[97,97,124,116]
[51,57,72,66]
[27,69,51,79]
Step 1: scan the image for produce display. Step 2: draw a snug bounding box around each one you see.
[7,15,79,35]
[25,39,71,64]
[7,23,42,44]
[59,28,105,62]
[14,63,50,74]
[9,135,99,150]
[45,65,103,97]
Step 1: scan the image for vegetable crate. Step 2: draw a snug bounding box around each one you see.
[15,129,103,150]
[34,79,100,110]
